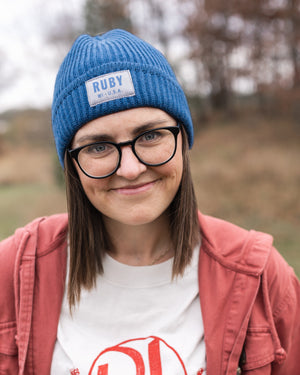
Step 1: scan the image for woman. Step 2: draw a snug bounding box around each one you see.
[0,29,299,375]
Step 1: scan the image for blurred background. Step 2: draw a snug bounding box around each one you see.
[0,0,299,275]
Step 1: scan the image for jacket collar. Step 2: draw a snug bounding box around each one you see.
[198,211,273,276]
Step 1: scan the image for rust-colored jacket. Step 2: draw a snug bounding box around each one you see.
[0,212,299,374]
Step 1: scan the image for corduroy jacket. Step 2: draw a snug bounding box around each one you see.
[0,212,299,374]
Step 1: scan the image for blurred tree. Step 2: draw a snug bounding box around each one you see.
[41,3,84,68]
[181,0,300,116]
[286,0,300,89]
[130,0,176,55]
[239,0,300,118]
[84,0,133,35]
[46,12,81,56]
[183,0,241,112]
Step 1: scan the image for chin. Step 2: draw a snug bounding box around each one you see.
[104,207,168,227]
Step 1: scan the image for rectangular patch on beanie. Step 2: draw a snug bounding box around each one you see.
[85,70,136,107]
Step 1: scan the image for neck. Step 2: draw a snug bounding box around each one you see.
[103,214,173,266]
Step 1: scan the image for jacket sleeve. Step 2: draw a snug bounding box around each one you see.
[0,234,19,374]
[265,246,300,373]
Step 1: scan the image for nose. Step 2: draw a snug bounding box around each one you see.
[115,145,147,180]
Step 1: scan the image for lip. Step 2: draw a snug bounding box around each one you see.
[112,180,157,195]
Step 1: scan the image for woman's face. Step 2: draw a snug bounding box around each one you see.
[71,107,183,227]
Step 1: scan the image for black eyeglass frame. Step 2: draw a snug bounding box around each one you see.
[68,124,180,179]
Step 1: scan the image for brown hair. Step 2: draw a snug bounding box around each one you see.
[64,126,199,309]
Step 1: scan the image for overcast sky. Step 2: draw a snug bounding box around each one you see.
[0,0,84,112]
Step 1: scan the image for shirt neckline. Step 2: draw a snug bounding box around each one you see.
[101,244,200,289]
[102,253,174,288]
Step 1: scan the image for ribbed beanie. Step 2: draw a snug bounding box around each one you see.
[52,29,194,167]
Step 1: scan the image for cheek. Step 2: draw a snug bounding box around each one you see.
[171,157,183,187]
[168,139,183,182]
[76,167,110,201]
[159,149,183,189]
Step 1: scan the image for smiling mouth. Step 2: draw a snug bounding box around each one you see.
[112,181,157,195]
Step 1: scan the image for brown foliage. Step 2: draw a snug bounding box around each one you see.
[181,0,300,113]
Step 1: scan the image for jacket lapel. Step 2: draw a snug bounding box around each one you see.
[197,212,272,374]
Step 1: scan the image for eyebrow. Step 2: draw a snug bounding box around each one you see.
[74,119,172,146]
[131,119,171,136]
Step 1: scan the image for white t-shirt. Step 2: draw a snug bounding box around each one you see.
[51,245,206,375]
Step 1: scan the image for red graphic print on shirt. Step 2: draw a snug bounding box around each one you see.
[89,336,188,375]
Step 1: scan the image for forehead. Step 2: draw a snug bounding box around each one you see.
[72,107,175,144]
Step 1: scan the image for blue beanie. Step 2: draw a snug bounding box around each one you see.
[52,29,194,167]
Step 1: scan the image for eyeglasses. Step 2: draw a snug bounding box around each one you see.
[68,125,180,179]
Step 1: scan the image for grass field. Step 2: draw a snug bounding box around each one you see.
[0,116,299,276]
[0,147,67,239]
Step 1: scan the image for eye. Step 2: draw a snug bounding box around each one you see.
[82,142,115,157]
[139,130,161,143]
[88,143,106,153]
